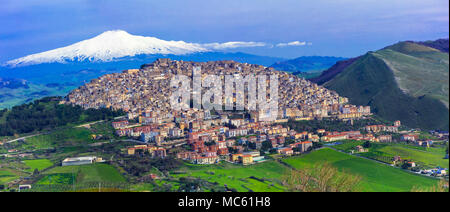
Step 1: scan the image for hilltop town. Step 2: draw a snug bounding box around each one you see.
[65,59,370,120]
[63,59,376,165]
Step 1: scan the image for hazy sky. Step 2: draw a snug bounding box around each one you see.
[0,0,448,62]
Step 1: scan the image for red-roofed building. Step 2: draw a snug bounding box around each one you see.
[112,120,128,129]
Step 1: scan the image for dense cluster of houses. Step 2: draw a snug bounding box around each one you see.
[65,59,372,123]
[111,110,373,165]
[110,105,431,166]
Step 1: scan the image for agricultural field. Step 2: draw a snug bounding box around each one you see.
[23,128,94,151]
[331,140,365,152]
[282,148,438,192]
[0,159,30,186]
[23,159,54,172]
[36,173,75,185]
[332,140,448,168]
[43,163,126,184]
[0,168,25,184]
[365,145,448,169]
[171,160,289,192]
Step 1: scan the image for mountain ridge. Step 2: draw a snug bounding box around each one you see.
[313,39,449,130]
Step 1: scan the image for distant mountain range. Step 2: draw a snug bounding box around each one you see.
[311,39,449,130]
[270,56,346,73]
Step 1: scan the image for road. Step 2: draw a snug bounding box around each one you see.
[5,133,42,144]
[5,116,127,144]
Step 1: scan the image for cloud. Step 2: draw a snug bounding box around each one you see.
[276,41,311,47]
[199,41,267,50]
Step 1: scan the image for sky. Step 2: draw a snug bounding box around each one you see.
[0,0,448,62]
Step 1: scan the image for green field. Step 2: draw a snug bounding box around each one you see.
[332,140,365,152]
[0,169,21,184]
[43,163,126,184]
[23,159,54,172]
[36,173,75,185]
[23,128,94,150]
[171,161,288,192]
[367,145,448,168]
[282,148,438,191]
[332,141,448,169]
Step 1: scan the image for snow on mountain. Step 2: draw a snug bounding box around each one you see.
[6,30,266,67]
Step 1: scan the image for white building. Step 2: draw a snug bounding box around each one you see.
[62,156,101,166]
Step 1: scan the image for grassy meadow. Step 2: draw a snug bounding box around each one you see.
[23,159,54,172]
[282,148,438,192]
[171,160,289,192]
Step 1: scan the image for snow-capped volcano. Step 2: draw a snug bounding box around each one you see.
[6,30,266,67]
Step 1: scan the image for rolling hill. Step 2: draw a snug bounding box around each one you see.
[312,39,449,130]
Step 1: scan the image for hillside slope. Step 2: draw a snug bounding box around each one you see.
[318,40,449,130]
[413,38,449,53]
[310,57,360,84]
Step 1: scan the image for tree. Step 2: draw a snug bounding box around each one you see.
[281,162,361,192]
[362,141,371,148]
[261,140,273,152]
[401,162,409,170]
[445,142,449,155]
[312,142,323,149]
[33,168,39,176]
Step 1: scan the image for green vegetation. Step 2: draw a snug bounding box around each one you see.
[171,161,288,192]
[322,41,449,130]
[376,42,449,106]
[0,83,75,109]
[36,173,75,185]
[23,159,54,172]
[282,148,438,191]
[332,140,448,169]
[0,169,22,184]
[293,70,323,79]
[18,128,94,152]
[0,96,125,136]
[281,118,385,133]
[363,144,448,169]
[43,163,126,184]
[332,140,365,152]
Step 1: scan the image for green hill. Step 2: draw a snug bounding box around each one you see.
[282,148,438,192]
[270,56,345,72]
[318,40,449,130]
